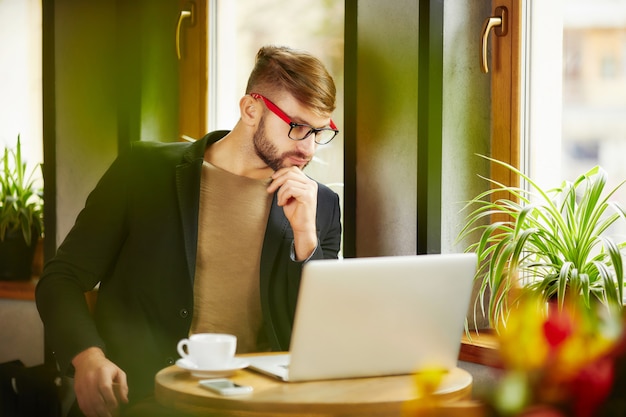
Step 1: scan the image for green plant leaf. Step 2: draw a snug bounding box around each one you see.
[0,135,44,245]
[460,155,626,330]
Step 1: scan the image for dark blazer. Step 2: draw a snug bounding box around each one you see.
[36,131,342,402]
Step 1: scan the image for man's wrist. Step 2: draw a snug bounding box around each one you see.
[291,241,319,263]
[72,346,105,368]
[292,231,318,261]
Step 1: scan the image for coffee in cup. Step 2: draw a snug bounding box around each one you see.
[177,333,237,368]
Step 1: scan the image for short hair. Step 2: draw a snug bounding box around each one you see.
[245,45,336,117]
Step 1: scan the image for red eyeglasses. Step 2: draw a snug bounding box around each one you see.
[250,93,339,145]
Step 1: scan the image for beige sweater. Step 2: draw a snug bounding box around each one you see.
[190,161,272,353]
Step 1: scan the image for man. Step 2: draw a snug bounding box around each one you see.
[36,45,342,417]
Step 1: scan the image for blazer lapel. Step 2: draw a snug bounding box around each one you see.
[176,147,204,284]
[259,196,291,349]
[175,131,229,283]
[261,195,289,274]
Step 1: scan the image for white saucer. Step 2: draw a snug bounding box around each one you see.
[175,358,250,378]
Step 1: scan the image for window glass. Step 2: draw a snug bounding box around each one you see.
[527,0,626,239]
[0,0,42,183]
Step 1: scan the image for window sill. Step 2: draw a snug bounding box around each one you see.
[0,277,38,301]
[0,277,99,315]
[459,330,500,367]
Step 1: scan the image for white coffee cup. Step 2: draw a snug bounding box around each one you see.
[177,333,237,368]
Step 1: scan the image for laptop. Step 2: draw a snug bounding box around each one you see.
[247,253,477,382]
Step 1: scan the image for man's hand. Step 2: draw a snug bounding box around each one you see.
[72,347,129,417]
[267,167,318,260]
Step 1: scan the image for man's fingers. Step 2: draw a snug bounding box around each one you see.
[276,180,308,206]
[267,167,308,193]
[72,349,128,417]
[114,377,129,404]
[101,382,120,410]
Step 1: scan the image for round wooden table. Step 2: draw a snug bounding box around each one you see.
[155,356,474,417]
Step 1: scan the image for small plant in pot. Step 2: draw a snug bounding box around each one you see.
[0,135,44,280]
[458,156,626,329]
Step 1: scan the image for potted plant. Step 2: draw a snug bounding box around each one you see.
[0,135,44,280]
[458,156,626,329]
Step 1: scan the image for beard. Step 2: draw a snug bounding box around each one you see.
[253,117,310,171]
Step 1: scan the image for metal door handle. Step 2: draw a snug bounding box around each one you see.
[176,4,195,60]
[481,6,508,73]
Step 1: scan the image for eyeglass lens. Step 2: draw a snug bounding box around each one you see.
[289,124,337,144]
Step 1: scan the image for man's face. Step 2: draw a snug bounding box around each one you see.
[253,116,311,172]
[252,94,332,171]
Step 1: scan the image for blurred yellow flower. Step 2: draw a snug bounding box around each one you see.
[403,367,447,417]
[497,297,549,371]
[489,294,623,417]
[413,367,447,397]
